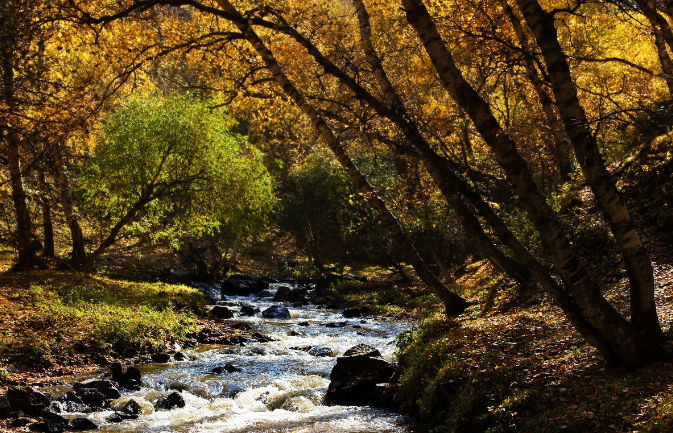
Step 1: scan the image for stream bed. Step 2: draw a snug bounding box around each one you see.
[48,286,418,432]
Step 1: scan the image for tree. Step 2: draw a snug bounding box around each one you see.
[73,0,670,366]
[79,92,275,270]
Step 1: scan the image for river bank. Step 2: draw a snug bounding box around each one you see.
[0,273,421,432]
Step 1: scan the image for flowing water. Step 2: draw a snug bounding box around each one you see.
[55,287,418,432]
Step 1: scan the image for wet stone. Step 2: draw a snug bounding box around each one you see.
[262,305,291,319]
[72,379,120,400]
[342,308,361,318]
[40,408,68,433]
[155,392,185,411]
[121,399,142,416]
[325,322,348,328]
[173,352,186,361]
[107,412,139,423]
[0,396,10,419]
[151,353,171,363]
[308,347,334,357]
[207,305,234,319]
[239,304,260,316]
[69,417,98,431]
[75,390,109,410]
[211,363,242,374]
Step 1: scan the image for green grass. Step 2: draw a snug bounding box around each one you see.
[0,271,204,365]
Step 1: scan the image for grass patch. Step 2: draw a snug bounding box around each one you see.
[0,270,203,366]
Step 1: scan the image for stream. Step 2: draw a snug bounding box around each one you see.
[44,284,418,432]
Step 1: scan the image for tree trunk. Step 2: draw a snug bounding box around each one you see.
[38,171,55,257]
[2,49,33,269]
[216,0,469,316]
[353,0,532,285]
[500,0,572,181]
[80,193,153,271]
[514,0,664,341]
[51,140,86,268]
[653,27,673,94]
[402,0,665,365]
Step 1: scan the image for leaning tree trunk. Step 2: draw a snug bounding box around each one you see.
[80,193,154,271]
[401,0,666,366]
[500,0,573,181]
[515,0,664,340]
[353,0,532,285]
[217,0,469,316]
[2,49,33,269]
[51,140,86,268]
[38,171,55,257]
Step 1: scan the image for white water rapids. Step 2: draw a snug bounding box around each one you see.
[49,287,418,432]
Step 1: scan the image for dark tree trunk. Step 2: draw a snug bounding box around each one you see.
[515,0,664,341]
[2,50,33,268]
[38,172,55,257]
[500,0,572,181]
[51,141,86,268]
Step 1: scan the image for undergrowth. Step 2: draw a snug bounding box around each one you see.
[0,271,203,366]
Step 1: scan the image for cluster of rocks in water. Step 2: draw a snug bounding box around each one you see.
[185,273,375,324]
[0,358,211,432]
[0,343,399,430]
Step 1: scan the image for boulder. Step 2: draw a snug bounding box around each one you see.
[0,396,11,419]
[196,328,231,345]
[221,278,269,296]
[110,363,141,382]
[155,392,185,411]
[206,305,234,319]
[75,390,109,410]
[121,399,142,415]
[53,392,88,413]
[194,282,221,303]
[168,269,198,285]
[342,308,361,318]
[297,321,310,327]
[239,304,260,316]
[69,417,98,431]
[174,352,186,361]
[308,347,334,357]
[210,363,242,374]
[274,286,308,303]
[151,353,172,363]
[325,344,397,406]
[272,286,292,301]
[258,277,279,283]
[40,408,68,433]
[107,412,138,423]
[325,322,348,328]
[72,379,120,400]
[262,305,291,319]
[251,332,276,343]
[256,290,273,298]
[7,387,44,416]
[115,378,141,391]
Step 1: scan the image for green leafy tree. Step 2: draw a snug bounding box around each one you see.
[79,92,275,270]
